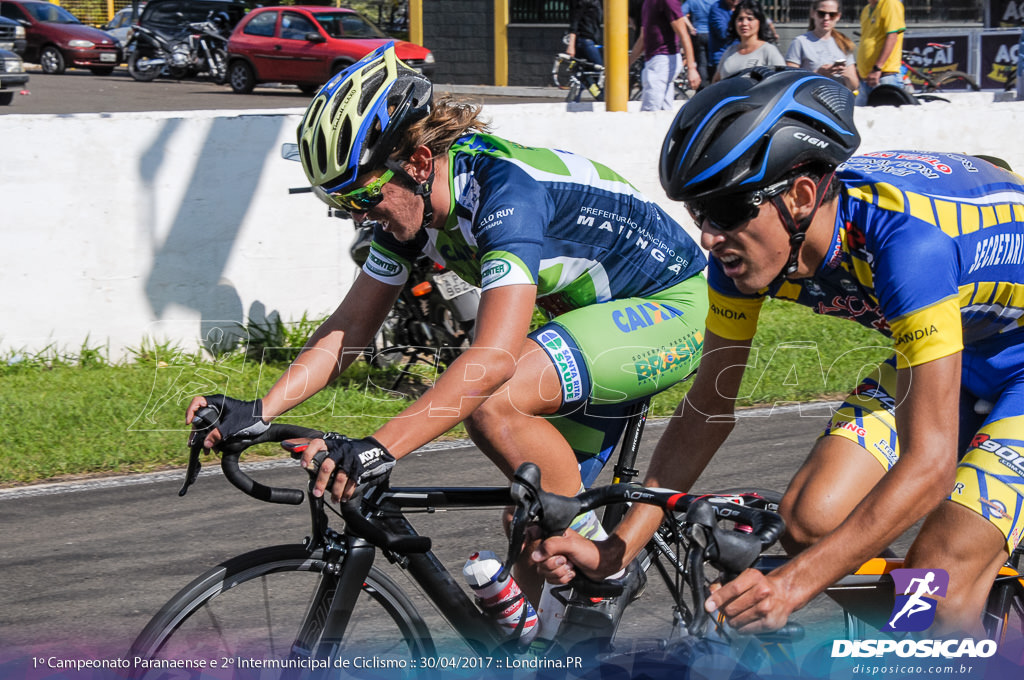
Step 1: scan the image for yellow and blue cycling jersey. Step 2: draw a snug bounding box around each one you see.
[707,150,1024,549]
[707,150,1024,371]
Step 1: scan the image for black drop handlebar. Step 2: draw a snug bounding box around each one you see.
[184,405,323,505]
[508,462,786,613]
[183,405,432,553]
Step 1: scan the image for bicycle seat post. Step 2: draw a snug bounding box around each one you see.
[601,398,650,532]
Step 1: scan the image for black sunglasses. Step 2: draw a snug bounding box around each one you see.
[816,10,840,19]
[685,180,793,231]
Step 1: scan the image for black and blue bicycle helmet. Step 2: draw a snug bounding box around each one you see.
[660,67,860,278]
[660,67,860,203]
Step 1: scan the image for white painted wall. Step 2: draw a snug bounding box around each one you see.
[3,94,1024,360]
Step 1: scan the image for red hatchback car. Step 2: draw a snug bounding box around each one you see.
[225,6,434,94]
[0,0,121,74]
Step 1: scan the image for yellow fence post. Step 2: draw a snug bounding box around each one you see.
[494,0,508,86]
[604,0,628,112]
[409,0,423,46]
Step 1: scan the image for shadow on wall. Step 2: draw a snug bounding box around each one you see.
[140,115,287,355]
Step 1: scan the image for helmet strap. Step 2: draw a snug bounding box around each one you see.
[386,158,435,228]
[768,172,834,284]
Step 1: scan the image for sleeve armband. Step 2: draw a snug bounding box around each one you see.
[705,288,764,341]
[889,299,963,369]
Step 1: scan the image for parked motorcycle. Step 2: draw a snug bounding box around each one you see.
[127,12,229,83]
[348,220,479,384]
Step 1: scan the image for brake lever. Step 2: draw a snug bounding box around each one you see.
[180,406,218,497]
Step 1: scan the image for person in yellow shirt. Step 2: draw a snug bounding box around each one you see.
[855,0,904,105]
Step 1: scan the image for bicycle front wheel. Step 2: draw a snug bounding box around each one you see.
[934,70,980,92]
[129,545,434,677]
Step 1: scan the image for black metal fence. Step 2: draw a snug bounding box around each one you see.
[509,0,984,25]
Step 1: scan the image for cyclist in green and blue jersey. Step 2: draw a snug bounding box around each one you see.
[186,44,707,600]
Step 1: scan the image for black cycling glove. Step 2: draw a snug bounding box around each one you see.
[192,394,270,452]
[314,434,396,490]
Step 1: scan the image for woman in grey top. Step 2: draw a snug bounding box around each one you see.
[785,0,859,91]
[712,0,785,81]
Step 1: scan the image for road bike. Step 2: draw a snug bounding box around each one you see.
[552,52,648,103]
[128,399,1024,677]
[128,400,799,678]
[900,43,980,102]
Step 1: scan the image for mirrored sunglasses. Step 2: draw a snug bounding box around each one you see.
[685,180,792,231]
[314,169,395,213]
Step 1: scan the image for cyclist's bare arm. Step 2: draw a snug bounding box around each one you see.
[185,272,401,442]
[533,331,753,581]
[371,283,539,457]
[261,271,402,417]
[708,352,962,632]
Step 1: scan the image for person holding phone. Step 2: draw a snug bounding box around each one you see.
[785,0,858,91]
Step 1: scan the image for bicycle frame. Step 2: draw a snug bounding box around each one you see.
[301,484,515,658]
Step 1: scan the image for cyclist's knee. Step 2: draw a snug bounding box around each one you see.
[779,489,837,553]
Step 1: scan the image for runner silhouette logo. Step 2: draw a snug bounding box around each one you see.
[883,568,949,632]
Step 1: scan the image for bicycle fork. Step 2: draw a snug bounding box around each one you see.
[290,539,377,662]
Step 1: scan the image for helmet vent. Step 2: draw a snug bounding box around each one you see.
[336,117,354,169]
[358,68,388,116]
[330,80,353,123]
[304,97,325,129]
[314,132,327,175]
[300,139,314,179]
[811,83,850,120]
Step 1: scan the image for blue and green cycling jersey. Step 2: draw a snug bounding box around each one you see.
[361,133,707,311]
[707,151,1024,369]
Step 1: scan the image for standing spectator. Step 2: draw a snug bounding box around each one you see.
[786,0,859,91]
[708,0,740,79]
[630,0,702,110]
[856,0,905,106]
[567,0,603,66]
[711,0,785,82]
[683,0,715,87]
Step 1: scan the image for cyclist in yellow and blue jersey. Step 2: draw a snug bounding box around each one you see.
[532,67,1024,636]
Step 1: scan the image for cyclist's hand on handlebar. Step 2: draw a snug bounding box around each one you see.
[704,567,795,634]
[186,394,269,451]
[298,434,395,503]
[530,530,617,584]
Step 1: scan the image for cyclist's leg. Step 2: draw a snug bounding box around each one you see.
[780,358,897,553]
[577,38,602,66]
[905,346,1024,635]
[465,276,707,595]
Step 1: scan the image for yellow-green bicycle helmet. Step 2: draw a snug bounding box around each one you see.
[297,42,432,196]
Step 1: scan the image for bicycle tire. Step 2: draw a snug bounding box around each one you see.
[128,545,434,677]
[552,55,573,90]
[934,70,980,92]
[985,574,1024,645]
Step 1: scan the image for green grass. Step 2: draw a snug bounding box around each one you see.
[0,302,890,486]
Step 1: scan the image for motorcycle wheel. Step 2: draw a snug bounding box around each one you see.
[128,50,162,82]
[210,49,228,85]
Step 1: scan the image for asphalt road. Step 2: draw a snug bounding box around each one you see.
[5,67,563,114]
[1,403,912,671]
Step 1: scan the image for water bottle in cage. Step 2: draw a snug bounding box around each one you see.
[462,550,539,644]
